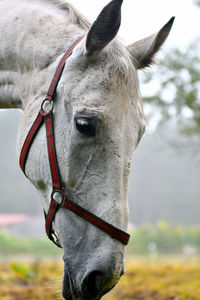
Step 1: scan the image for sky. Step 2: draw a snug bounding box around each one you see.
[71,0,200,49]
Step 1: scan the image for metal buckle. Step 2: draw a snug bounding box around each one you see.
[41,99,54,113]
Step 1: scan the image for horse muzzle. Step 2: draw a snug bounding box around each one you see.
[62,259,124,300]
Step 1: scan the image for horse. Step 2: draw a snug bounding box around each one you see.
[0,0,174,299]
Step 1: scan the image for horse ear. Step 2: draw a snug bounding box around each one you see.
[86,0,123,56]
[128,17,175,69]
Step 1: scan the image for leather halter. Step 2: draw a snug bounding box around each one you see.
[19,37,130,248]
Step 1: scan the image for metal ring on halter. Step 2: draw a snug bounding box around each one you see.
[41,99,54,113]
[51,189,63,204]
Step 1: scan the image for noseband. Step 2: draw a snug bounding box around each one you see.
[19,37,130,248]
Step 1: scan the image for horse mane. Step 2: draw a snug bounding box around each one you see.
[41,0,91,30]
[22,0,133,84]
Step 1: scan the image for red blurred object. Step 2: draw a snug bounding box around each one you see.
[0,214,31,226]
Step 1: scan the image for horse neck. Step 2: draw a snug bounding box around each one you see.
[0,0,85,109]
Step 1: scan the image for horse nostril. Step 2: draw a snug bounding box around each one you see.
[82,270,106,296]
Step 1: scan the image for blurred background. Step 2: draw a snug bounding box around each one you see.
[0,0,200,299]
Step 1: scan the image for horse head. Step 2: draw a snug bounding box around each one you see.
[17,0,174,299]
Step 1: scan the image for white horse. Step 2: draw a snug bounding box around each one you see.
[0,0,174,299]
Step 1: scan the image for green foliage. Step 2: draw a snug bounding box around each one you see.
[142,39,200,139]
[1,222,200,257]
[194,0,200,7]
[0,231,61,256]
[127,222,200,255]
[10,263,36,279]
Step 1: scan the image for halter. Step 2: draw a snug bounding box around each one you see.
[19,37,130,248]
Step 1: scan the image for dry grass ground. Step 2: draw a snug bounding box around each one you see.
[0,257,200,300]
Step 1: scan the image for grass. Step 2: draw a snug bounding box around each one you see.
[104,257,200,300]
[0,257,200,300]
[1,225,200,299]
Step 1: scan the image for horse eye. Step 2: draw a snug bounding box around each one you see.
[75,117,98,137]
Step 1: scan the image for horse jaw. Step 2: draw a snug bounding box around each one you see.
[51,48,143,298]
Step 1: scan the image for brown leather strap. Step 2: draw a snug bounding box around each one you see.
[46,37,84,101]
[45,198,61,247]
[19,110,44,173]
[44,112,62,190]
[62,195,130,245]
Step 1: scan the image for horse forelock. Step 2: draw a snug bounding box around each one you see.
[106,39,136,84]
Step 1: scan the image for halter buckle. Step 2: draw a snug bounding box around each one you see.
[41,99,54,113]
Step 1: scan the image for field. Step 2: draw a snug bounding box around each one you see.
[1,225,200,299]
[0,257,200,300]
